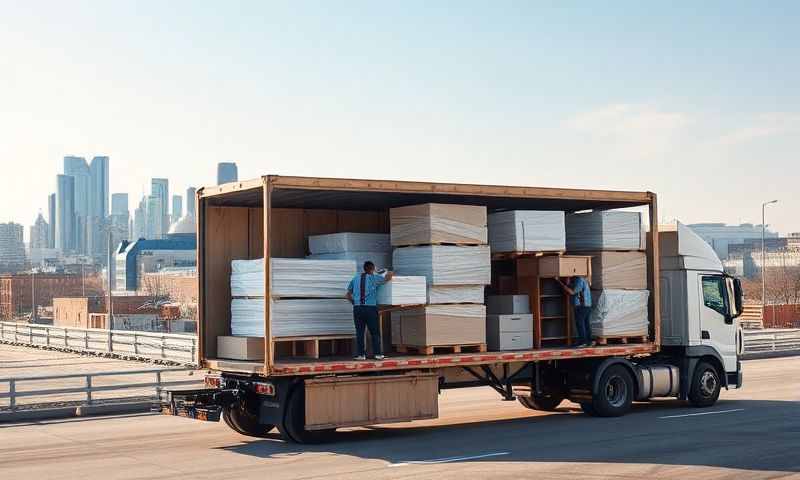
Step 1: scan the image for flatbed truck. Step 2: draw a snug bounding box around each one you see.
[164,175,744,443]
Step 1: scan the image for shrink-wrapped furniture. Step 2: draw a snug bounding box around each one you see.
[231,258,356,298]
[392,245,491,286]
[390,203,487,246]
[488,210,565,253]
[308,233,391,255]
[231,298,355,337]
[590,289,649,337]
[566,211,645,251]
[376,276,427,305]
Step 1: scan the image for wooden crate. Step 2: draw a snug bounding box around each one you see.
[304,373,439,430]
[538,255,592,279]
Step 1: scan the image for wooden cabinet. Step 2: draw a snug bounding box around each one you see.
[538,255,591,279]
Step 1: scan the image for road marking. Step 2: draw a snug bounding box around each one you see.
[659,408,745,419]
[388,452,510,467]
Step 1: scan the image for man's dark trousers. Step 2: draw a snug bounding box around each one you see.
[574,305,592,346]
[354,305,381,357]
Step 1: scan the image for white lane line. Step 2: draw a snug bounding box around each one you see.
[388,452,510,467]
[659,408,745,419]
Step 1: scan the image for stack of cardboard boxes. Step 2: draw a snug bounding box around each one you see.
[390,204,490,349]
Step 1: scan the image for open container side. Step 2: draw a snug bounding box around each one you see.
[197,176,660,376]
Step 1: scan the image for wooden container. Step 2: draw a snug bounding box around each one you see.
[305,373,439,430]
[538,255,591,279]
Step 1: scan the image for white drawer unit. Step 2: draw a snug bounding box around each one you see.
[486,314,533,351]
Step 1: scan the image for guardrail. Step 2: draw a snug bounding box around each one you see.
[0,322,197,365]
[742,328,800,356]
[0,368,201,413]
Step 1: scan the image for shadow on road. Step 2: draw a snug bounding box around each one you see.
[216,398,800,473]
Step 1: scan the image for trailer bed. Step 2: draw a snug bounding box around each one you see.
[203,343,658,376]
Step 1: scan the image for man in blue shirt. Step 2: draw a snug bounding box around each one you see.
[346,261,394,360]
[557,276,593,347]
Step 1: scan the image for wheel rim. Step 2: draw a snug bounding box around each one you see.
[699,370,718,398]
[605,375,627,408]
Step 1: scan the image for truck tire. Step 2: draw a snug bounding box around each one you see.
[688,361,721,407]
[279,386,334,444]
[222,403,275,438]
[518,393,564,411]
[591,365,633,417]
[579,402,596,416]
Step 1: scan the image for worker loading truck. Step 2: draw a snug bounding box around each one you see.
[164,175,744,443]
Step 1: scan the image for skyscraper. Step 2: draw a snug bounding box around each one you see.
[186,187,196,217]
[0,222,26,273]
[89,156,110,261]
[63,156,90,254]
[29,213,49,249]
[133,196,147,240]
[47,193,56,249]
[55,174,76,252]
[145,195,164,239]
[172,194,183,223]
[217,162,238,185]
[151,178,169,236]
[111,193,130,246]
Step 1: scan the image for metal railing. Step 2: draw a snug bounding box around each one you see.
[742,328,800,356]
[0,368,201,412]
[0,322,197,365]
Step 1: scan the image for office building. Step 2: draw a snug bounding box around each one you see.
[88,156,110,261]
[0,222,26,274]
[47,193,56,248]
[63,156,90,255]
[217,162,238,185]
[172,194,183,223]
[151,178,169,236]
[55,174,76,253]
[109,193,130,290]
[145,195,164,239]
[133,196,147,240]
[115,223,196,292]
[186,187,196,216]
[30,214,49,249]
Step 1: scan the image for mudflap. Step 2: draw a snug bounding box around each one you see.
[162,388,239,422]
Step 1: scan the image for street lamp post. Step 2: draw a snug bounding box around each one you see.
[762,200,778,309]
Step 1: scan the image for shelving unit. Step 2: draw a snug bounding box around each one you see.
[512,255,573,349]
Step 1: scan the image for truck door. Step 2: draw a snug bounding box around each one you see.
[697,274,737,372]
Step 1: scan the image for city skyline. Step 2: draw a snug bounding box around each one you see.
[1,3,799,236]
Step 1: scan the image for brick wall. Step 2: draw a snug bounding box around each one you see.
[0,274,104,320]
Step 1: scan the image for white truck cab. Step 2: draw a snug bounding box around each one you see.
[659,222,744,404]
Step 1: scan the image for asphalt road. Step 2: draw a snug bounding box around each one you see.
[1,356,799,480]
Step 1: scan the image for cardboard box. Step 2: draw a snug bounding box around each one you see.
[391,305,486,346]
[538,255,591,279]
[217,336,265,361]
[486,295,531,314]
[390,203,487,246]
[588,251,647,290]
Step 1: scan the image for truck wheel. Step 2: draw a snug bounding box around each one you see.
[222,403,275,438]
[688,361,721,407]
[591,365,633,417]
[279,386,334,444]
[518,393,564,411]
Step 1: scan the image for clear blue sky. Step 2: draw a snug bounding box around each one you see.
[1,1,798,234]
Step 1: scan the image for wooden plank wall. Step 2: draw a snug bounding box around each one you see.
[271,208,389,258]
[202,206,388,359]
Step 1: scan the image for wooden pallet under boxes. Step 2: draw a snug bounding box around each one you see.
[217,336,265,361]
[391,305,486,347]
[390,203,487,246]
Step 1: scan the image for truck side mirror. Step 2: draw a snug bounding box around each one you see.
[732,278,743,318]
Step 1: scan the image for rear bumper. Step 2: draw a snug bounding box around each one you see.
[162,388,238,422]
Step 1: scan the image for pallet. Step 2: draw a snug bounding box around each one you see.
[395,242,486,248]
[274,335,354,359]
[491,250,565,261]
[394,343,487,355]
[594,335,648,345]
